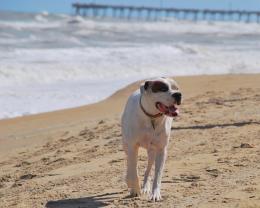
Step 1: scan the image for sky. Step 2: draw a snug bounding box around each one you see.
[0,0,260,14]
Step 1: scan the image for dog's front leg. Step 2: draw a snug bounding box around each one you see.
[126,145,141,197]
[142,149,155,195]
[151,148,167,201]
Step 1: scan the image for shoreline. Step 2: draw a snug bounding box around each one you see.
[1,73,259,121]
[1,72,260,120]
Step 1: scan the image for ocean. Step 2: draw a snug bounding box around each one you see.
[0,11,260,119]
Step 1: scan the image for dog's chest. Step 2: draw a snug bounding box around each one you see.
[138,124,169,149]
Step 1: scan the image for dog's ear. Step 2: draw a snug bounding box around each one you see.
[144,81,150,90]
[140,81,150,94]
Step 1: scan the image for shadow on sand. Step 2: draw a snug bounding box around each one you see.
[45,192,122,208]
[172,121,260,131]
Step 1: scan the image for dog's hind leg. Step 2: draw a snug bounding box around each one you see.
[142,149,155,195]
[126,144,141,197]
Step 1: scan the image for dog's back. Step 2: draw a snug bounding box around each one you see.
[121,90,140,142]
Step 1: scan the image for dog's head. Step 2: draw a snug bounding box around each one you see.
[140,77,182,117]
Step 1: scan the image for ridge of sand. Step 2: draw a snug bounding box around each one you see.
[0,74,260,208]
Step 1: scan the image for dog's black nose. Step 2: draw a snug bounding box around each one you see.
[172,92,182,105]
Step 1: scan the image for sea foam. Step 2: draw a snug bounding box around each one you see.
[0,11,260,119]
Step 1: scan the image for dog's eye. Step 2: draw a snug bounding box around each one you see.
[159,86,168,92]
[152,82,169,93]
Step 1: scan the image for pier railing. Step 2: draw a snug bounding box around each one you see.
[72,3,260,23]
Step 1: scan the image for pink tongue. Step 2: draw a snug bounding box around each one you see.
[157,103,179,117]
[169,105,179,117]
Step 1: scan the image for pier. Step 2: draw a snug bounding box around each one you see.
[72,3,260,23]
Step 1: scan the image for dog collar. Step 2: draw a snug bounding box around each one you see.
[139,96,163,119]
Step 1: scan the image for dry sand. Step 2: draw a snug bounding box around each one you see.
[0,74,260,208]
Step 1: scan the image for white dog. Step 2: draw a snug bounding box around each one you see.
[121,77,182,201]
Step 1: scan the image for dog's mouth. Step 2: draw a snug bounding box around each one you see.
[156,102,179,117]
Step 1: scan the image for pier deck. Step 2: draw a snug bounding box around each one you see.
[72,3,260,23]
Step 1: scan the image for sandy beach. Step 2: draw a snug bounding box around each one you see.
[0,74,260,208]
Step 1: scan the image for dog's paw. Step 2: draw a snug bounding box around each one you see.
[142,182,151,195]
[130,188,141,197]
[150,188,162,201]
